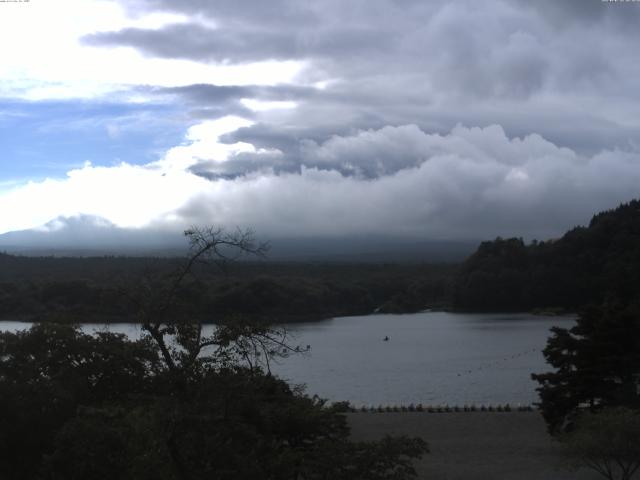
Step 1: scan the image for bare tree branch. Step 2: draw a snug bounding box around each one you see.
[126,225,308,379]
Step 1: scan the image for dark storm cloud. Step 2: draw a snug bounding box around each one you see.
[77,0,640,240]
[219,123,333,152]
[84,23,300,63]
[192,124,447,180]
[175,124,640,241]
[119,0,322,26]
[137,84,253,119]
[83,0,395,63]
[134,83,318,120]
[150,84,251,103]
[152,84,317,104]
[86,0,624,94]
[87,0,640,156]
[514,0,640,27]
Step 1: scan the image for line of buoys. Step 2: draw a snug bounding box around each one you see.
[453,348,539,378]
[343,403,536,413]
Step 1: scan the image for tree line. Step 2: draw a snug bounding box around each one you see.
[453,199,640,312]
[0,253,454,323]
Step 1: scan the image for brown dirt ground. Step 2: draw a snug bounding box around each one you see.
[347,412,603,480]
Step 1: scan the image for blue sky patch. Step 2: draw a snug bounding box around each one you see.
[0,99,187,183]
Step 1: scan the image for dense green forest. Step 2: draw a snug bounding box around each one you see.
[2,199,640,323]
[0,253,454,323]
[453,199,640,312]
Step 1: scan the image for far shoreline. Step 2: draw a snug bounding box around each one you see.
[0,308,578,325]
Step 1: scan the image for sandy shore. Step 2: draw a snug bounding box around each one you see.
[347,412,601,480]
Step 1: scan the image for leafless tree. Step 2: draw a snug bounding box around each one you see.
[129,226,306,376]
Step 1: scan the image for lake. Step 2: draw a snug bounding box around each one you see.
[0,312,574,407]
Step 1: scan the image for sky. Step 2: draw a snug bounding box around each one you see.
[1,0,640,243]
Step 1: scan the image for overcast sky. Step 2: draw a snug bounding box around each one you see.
[1,0,639,241]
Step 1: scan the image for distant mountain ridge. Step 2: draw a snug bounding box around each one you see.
[0,215,184,256]
[0,215,477,262]
[453,199,640,311]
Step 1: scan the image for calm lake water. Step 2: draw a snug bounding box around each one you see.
[0,312,575,406]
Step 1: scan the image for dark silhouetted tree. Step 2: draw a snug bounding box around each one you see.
[560,408,640,480]
[532,301,640,433]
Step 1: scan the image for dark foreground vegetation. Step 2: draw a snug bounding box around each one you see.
[0,228,427,480]
[0,324,427,480]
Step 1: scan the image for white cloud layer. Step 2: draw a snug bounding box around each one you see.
[0,0,304,100]
[2,121,639,241]
[178,124,640,240]
[2,0,640,244]
[80,0,640,154]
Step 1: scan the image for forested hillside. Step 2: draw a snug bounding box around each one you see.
[3,200,639,321]
[453,199,640,311]
[0,254,454,323]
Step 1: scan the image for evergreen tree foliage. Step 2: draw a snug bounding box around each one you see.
[532,301,640,433]
[454,199,640,311]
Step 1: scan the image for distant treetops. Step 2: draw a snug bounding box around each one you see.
[454,199,640,312]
